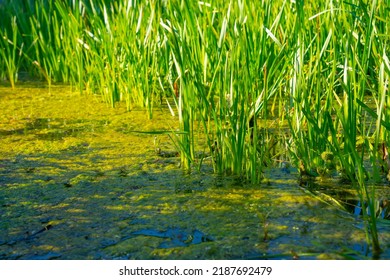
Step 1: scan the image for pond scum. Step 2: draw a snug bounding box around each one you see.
[0,0,390,258]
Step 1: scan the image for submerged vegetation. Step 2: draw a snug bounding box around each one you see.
[1,0,390,258]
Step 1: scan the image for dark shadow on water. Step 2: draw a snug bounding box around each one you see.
[1,85,390,260]
[2,149,390,260]
[0,117,108,140]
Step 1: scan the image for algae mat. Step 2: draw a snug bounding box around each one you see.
[1,84,390,260]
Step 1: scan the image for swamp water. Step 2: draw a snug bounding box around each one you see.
[1,84,390,260]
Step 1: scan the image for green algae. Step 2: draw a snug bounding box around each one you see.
[1,84,390,260]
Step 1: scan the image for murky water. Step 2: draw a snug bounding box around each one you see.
[1,83,390,260]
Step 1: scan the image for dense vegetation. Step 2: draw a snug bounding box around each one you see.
[1,0,389,257]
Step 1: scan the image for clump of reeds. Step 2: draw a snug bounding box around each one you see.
[0,0,389,257]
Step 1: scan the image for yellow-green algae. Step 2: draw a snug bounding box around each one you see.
[1,83,390,260]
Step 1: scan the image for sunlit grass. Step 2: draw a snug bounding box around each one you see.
[0,0,389,257]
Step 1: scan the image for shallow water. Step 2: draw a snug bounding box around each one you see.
[1,83,390,260]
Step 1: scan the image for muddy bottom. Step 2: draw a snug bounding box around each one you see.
[1,83,390,260]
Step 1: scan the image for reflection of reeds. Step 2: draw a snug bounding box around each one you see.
[0,0,389,257]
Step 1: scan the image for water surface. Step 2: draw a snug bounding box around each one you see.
[1,83,390,260]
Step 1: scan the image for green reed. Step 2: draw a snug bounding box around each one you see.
[0,0,389,257]
[0,15,22,88]
[283,0,389,255]
[159,0,289,180]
